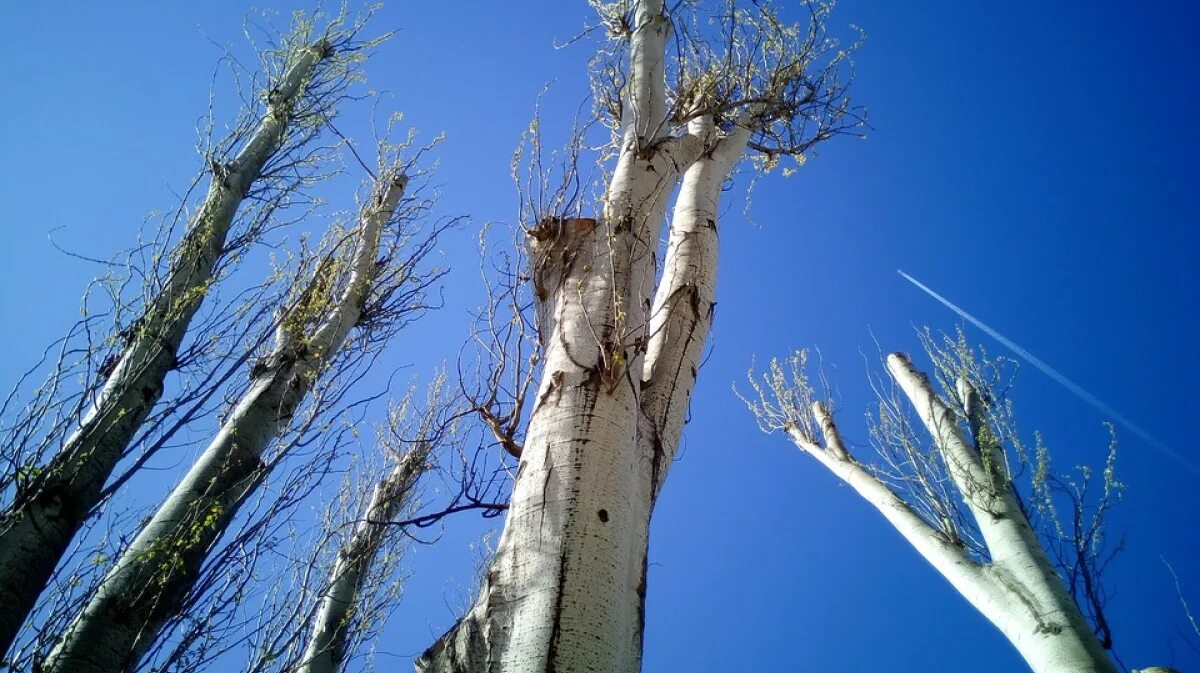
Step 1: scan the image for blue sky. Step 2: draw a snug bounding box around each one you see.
[2,1,1198,671]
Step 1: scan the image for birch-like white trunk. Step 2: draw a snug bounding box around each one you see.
[296,443,428,673]
[0,41,331,656]
[783,355,1117,673]
[417,3,720,671]
[39,174,406,673]
[420,215,657,673]
[885,353,1115,673]
[639,117,751,498]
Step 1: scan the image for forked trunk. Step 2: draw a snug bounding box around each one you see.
[775,355,1119,673]
[887,354,1116,673]
[415,34,757,673]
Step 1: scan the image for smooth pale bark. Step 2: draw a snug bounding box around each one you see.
[787,363,1119,673]
[0,40,331,655]
[622,0,669,144]
[417,3,715,671]
[420,196,653,673]
[601,0,701,359]
[885,353,1116,673]
[39,175,406,673]
[789,404,1042,652]
[639,117,750,499]
[297,443,428,673]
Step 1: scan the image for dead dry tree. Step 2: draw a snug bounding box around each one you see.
[36,120,447,672]
[0,8,389,658]
[740,330,1149,673]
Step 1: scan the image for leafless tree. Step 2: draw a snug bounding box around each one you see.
[0,7,389,658]
[740,330,1158,673]
[35,105,448,671]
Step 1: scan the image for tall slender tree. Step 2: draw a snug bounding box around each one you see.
[39,148,441,672]
[0,12,379,656]
[296,414,435,673]
[295,460,422,673]
[418,2,862,670]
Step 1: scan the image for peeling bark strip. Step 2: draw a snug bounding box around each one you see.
[0,41,332,656]
[297,443,429,673]
[38,175,407,673]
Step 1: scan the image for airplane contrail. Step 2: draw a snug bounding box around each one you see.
[898,269,1199,478]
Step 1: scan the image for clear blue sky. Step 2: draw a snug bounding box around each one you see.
[1,1,1198,671]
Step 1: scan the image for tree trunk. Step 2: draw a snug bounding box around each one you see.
[38,174,406,673]
[416,4,713,670]
[417,0,856,665]
[297,443,428,673]
[887,354,1116,673]
[0,40,331,656]
[418,195,659,673]
[764,352,1120,673]
[639,116,750,498]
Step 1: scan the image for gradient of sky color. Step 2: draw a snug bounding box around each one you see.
[1,2,1198,671]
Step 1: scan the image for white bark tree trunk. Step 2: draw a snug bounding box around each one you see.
[419,186,663,673]
[412,32,795,673]
[416,4,727,671]
[39,174,407,673]
[886,353,1116,673]
[417,0,858,664]
[297,442,429,673]
[639,117,751,498]
[777,355,1117,673]
[0,40,331,655]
